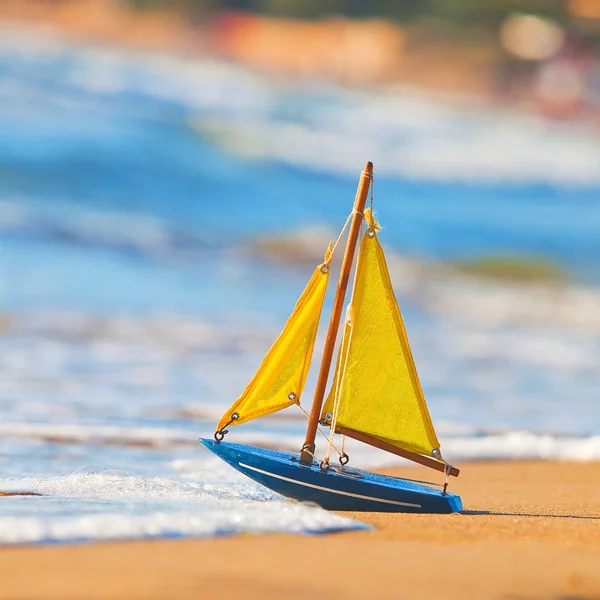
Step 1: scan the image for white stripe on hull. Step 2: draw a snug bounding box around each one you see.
[238,462,422,508]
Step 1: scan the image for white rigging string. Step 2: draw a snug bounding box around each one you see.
[296,185,374,466]
[324,307,354,464]
[296,404,343,458]
[324,199,371,465]
[293,207,366,463]
[323,209,364,267]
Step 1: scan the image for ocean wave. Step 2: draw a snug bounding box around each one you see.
[333,431,600,466]
[2,421,599,464]
[2,304,599,442]
[2,24,600,186]
[0,200,215,261]
[0,422,309,452]
[3,311,278,354]
[4,192,600,335]
[394,267,600,334]
[192,113,600,186]
[250,227,600,333]
[1,426,599,546]
[444,431,600,462]
[0,422,199,449]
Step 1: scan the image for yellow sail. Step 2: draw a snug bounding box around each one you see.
[216,257,330,431]
[321,231,440,457]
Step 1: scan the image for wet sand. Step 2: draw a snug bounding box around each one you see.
[1,461,599,599]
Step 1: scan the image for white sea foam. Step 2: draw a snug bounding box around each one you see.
[0,508,360,545]
[321,431,600,466]
[444,431,600,462]
[1,420,599,546]
[0,466,366,544]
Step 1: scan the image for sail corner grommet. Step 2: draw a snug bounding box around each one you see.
[366,227,376,238]
[214,413,240,443]
[319,412,333,426]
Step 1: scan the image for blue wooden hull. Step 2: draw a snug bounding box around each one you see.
[200,439,462,514]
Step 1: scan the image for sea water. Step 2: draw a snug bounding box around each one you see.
[1,25,599,544]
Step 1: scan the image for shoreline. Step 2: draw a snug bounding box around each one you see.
[1,461,599,599]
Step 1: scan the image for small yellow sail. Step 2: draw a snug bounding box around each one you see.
[216,256,330,431]
[321,231,441,457]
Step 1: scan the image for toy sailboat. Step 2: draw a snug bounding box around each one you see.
[201,162,462,513]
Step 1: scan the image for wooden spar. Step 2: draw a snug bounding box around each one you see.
[338,427,460,477]
[300,161,373,464]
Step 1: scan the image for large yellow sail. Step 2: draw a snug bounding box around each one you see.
[216,257,330,431]
[321,231,440,457]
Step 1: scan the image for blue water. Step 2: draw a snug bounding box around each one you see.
[1,26,600,544]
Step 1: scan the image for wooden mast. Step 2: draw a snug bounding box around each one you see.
[300,161,373,464]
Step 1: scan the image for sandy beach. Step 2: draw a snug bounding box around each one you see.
[1,461,599,599]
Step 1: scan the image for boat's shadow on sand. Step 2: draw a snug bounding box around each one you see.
[461,510,600,521]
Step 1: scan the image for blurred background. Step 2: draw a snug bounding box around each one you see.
[0,0,600,543]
